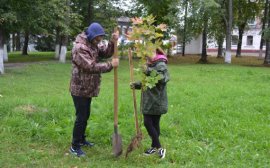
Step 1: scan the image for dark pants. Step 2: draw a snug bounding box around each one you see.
[71,94,92,148]
[143,114,162,149]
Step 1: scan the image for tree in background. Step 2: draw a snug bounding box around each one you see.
[71,0,124,39]
[129,0,176,46]
[0,0,17,74]
[264,0,270,64]
[167,0,192,56]
[208,0,227,58]
[194,0,220,63]
[259,0,268,60]
[1,0,123,60]
[59,0,70,63]
[131,0,174,26]
[235,0,262,57]
[8,0,54,55]
[223,0,233,63]
[174,0,220,63]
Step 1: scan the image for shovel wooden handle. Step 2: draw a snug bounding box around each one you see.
[128,48,139,135]
[113,27,118,134]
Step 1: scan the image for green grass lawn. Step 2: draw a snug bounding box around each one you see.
[1,53,270,167]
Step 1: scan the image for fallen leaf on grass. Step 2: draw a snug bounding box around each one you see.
[65,153,69,156]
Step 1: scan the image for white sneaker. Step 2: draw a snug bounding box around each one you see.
[158,148,166,159]
[143,147,156,155]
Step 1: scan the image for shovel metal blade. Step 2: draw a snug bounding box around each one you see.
[112,133,122,157]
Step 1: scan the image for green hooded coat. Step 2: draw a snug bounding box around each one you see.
[134,58,170,115]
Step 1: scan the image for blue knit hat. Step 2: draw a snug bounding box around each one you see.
[85,23,106,42]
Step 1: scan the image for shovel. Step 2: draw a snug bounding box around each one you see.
[112,27,122,157]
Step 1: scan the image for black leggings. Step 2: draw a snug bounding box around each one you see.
[71,95,92,148]
[143,114,162,149]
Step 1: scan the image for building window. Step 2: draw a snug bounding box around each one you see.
[247,36,253,46]
[232,35,238,45]
[247,17,257,28]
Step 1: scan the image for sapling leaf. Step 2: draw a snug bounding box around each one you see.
[129,15,167,91]
[156,23,167,32]
[150,71,157,77]
[132,17,143,24]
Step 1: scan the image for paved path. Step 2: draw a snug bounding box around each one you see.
[3,53,264,70]
[4,60,71,70]
[208,52,265,57]
[4,62,33,69]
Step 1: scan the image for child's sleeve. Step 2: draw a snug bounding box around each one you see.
[134,81,142,90]
[155,62,170,83]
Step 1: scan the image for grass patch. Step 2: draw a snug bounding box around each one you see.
[1,53,270,167]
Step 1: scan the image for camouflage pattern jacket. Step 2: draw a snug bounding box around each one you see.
[69,31,114,97]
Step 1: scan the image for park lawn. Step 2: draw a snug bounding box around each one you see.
[0,55,270,167]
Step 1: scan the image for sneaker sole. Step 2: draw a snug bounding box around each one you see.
[69,149,86,157]
[143,152,156,155]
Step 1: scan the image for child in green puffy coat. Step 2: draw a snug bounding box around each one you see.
[131,47,170,159]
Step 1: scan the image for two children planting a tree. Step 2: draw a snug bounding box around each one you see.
[69,16,169,159]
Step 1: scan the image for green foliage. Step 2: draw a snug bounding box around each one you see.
[126,15,166,90]
[142,71,162,90]
[0,0,17,32]
[130,0,175,26]
[71,0,124,40]
[261,28,270,40]
[161,42,173,57]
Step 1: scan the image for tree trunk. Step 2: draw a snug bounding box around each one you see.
[47,37,53,51]
[4,44,7,62]
[264,1,270,64]
[12,32,16,51]
[22,30,29,55]
[182,0,188,56]
[236,24,245,57]
[3,34,8,62]
[200,18,208,63]
[259,0,268,60]
[16,31,21,51]
[217,36,224,58]
[59,36,68,63]
[87,0,93,26]
[265,39,270,64]
[55,27,61,59]
[225,0,232,64]
[59,0,70,63]
[217,44,223,58]
[0,27,5,74]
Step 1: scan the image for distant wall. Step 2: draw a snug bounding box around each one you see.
[185,34,202,54]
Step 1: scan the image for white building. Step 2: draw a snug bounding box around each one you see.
[185,17,265,54]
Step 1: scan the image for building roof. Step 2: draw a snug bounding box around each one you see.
[117,16,131,23]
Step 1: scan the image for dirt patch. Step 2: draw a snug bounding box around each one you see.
[4,62,30,69]
[14,105,47,113]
